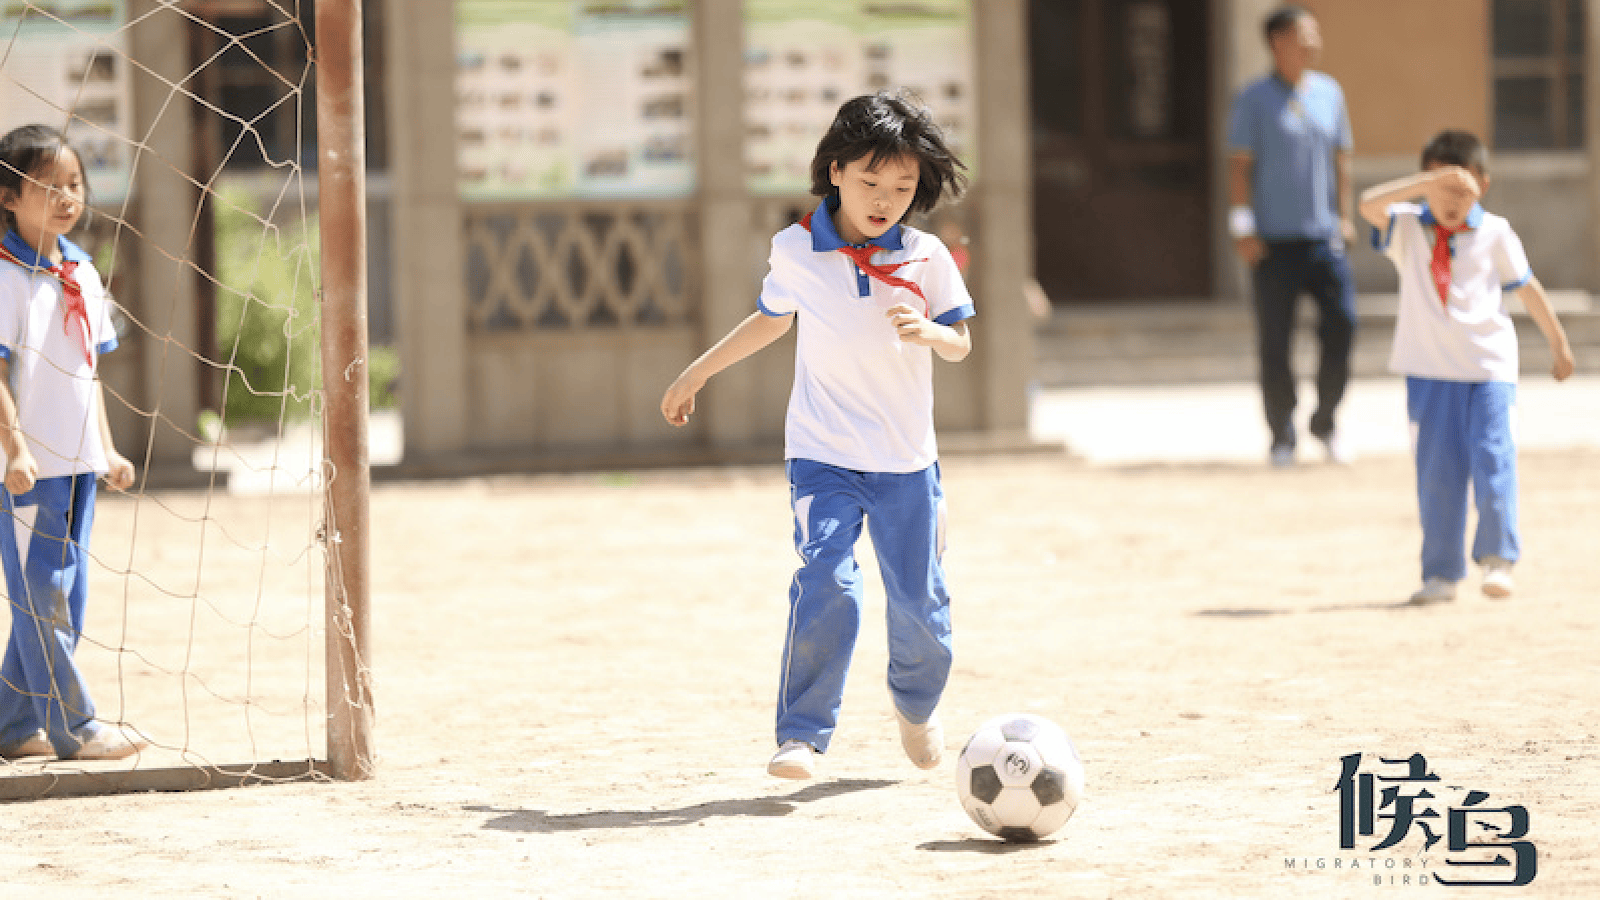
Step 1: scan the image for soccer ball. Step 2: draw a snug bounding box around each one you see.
[955,713,1084,842]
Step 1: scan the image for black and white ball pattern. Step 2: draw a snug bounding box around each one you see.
[956,713,1084,842]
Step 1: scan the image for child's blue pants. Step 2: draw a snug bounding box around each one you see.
[777,459,953,753]
[0,473,100,756]
[1407,377,1519,582]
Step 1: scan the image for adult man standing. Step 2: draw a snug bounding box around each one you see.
[1227,5,1357,466]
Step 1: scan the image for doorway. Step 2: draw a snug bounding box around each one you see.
[1029,0,1211,301]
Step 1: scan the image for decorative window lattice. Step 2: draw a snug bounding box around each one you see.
[464,201,698,331]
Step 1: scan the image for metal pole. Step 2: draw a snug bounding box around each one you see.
[315,0,375,780]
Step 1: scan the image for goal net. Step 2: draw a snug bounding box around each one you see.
[0,0,371,798]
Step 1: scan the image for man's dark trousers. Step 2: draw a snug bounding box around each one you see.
[1251,238,1357,451]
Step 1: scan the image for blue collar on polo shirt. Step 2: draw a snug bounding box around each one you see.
[1,230,92,268]
[808,196,904,253]
[1419,202,1484,230]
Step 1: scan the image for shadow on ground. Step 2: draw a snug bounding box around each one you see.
[1194,599,1420,617]
[465,778,898,833]
[919,837,1059,854]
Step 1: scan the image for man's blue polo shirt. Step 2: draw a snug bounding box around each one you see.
[1227,71,1353,241]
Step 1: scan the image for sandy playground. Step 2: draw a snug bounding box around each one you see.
[1,442,1597,898]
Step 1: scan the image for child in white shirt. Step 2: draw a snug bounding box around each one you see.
[1359,129,1574,604]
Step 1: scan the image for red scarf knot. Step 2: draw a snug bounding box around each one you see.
[800,211,929,316]
[0,244,94,368]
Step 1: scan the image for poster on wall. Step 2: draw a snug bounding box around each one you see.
[0,1,133,203]
[456,0,693,200]
[743,0,974,195]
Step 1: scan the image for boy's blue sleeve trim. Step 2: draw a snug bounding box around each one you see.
[97,338,118,355]
[933,304,975,327]
[1370,212,1396,252]
[756,297,790,317]
[1502,270,1533,292]
[0,345,9,361]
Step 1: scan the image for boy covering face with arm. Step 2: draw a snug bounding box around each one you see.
[1359,129,1573,605]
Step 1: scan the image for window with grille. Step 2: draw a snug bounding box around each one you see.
[1493,0,1586,150]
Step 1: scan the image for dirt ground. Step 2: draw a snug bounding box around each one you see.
[2,447,1597,898]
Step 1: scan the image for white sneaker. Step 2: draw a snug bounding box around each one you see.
[1269,445,1296,468]
[894,708,943,770]
[1318,431,1354,465]
[70,727,150,761]
[767,740,815,779]
[0,729,53,760]
[1408,577,1458,605]
[1481,556,1515,599]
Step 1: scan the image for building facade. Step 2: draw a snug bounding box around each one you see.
[386,1,1035,472]
[44,1,1595,475]
[1032,0,1596,305]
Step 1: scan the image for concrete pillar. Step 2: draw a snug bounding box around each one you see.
[692,0,758,449]
[1589,0,1600,292]
[1228,0,1277,90]
[1213,0,1277,302]
[972,0,1033,433]
[385,0,469,460]
[126,1,201,472]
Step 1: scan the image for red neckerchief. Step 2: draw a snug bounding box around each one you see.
[1429,220,1466,309]
[0,243,94,368]
[800,211,929,316]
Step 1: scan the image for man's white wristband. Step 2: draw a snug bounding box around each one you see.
[1228,205,1257,239]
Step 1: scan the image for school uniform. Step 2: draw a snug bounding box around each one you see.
[0,231,119,757]
[1373,202,1532,582]
[756,197,973,753]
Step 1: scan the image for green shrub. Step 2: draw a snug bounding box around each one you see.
[212,186,322,425]
[210,187,401,424]
[367,344,400,410]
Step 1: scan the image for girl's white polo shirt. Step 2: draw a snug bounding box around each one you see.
[1375,202,1531,384]
[0,233,118,478]
[757,199,975,474]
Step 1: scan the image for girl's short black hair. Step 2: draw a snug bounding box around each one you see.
[1421,129,1490,175]
[808,91,967,217]
[0,124,85,234]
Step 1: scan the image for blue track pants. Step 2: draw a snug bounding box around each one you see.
[1407,377,1519,582]
[1252,238,1358,449]
[777,459,953,752]
[0,473,101,756]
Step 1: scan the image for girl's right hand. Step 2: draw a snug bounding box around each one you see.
[661,373,702,427]
[5,450,37,495]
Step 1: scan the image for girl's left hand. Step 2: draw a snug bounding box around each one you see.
[887,303,940,345]
[1553,345,1575,381]
[103,452,135,492]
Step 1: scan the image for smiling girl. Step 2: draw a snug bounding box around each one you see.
[0,124,145,761]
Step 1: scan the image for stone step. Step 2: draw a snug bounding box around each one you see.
[1035,293,1600,386]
